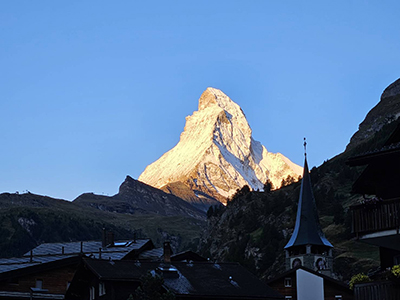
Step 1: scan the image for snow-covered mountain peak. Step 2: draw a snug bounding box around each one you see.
[198,87,241,112]
[139,88,302,204]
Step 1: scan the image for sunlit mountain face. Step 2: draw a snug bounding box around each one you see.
[139,88,302,205]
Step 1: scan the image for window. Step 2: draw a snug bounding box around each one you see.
[335,296,342,300]
[285,296,292,299]
[284,277,292,287]
[35,279,43,289]
[67,282,71,290]
[99,282,106,296]
[90,286,95,300]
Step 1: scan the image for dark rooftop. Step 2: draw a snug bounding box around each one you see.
[23,239,150,260]
[0,239,152,278]
[0,255,77,275]
[137,247,164,260]
[83,258,283,299]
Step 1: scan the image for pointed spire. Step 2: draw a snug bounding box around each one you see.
[284,144,332,249]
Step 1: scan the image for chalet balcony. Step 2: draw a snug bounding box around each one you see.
[351,198,400,251]
[354,280,400,300]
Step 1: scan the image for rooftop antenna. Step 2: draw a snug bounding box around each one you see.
[304,137,307,157]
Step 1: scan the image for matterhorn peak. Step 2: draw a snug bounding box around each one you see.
[198,87,241,111]
[139,88,302,205]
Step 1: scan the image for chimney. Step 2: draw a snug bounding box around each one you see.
[107,231,114,246]
[62,246,64,255]
[102,227,107,248]
[163,241,172,264]
[99,248,102,259]
[30,250,33,263]
[80,241,83,253]
[133,231,137,243]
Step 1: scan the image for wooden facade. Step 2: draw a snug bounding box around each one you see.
[354,280,400,300]
[0,264,77,295]
[268,273,297,299]
[0,238,154,299]
[347,121,400,299]
[351,198,400,236]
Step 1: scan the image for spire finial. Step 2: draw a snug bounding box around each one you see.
[304,137,307,157]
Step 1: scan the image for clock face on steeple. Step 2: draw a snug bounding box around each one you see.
[292,258,302,269]
[316,258,327,270]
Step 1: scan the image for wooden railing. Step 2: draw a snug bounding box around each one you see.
[351,198,400,235]
[354,280,400,300]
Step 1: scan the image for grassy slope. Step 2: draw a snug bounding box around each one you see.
[0,193,205,258]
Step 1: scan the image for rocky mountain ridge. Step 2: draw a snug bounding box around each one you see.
[139,88,303,204]
[74,176,205,220]
[347,78,400,150]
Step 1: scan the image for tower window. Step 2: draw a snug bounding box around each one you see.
[292,258,302,269]
[284,277,292,287]
[335,296,342,300]
[316,258,327,270]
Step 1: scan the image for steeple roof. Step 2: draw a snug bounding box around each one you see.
[284,157,333,249]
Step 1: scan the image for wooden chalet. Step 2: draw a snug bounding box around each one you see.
[268,266,353,300]
[347,122,400,299]
[0,232,155,300]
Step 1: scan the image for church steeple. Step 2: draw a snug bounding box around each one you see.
[284,139,333,276]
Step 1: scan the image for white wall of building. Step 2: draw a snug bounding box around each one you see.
[296,269,324,300]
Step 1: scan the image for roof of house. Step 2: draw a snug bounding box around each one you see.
[82,258,283,299]
[0,239,152,280]
[0,255,81,281]
[23,239,151,259]
[171,250,207,262]
[137,247,164,260]
[284,157,333,249]
[0,290,64,299]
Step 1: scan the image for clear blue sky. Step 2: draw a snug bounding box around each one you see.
[1,1,399,200]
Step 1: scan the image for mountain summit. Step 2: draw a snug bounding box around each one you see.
[139,88,302,204]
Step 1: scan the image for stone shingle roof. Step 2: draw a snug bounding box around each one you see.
[23,239,150,258]
[137,248,163,260]
[0,255,76,274]
[0,239,151,277]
